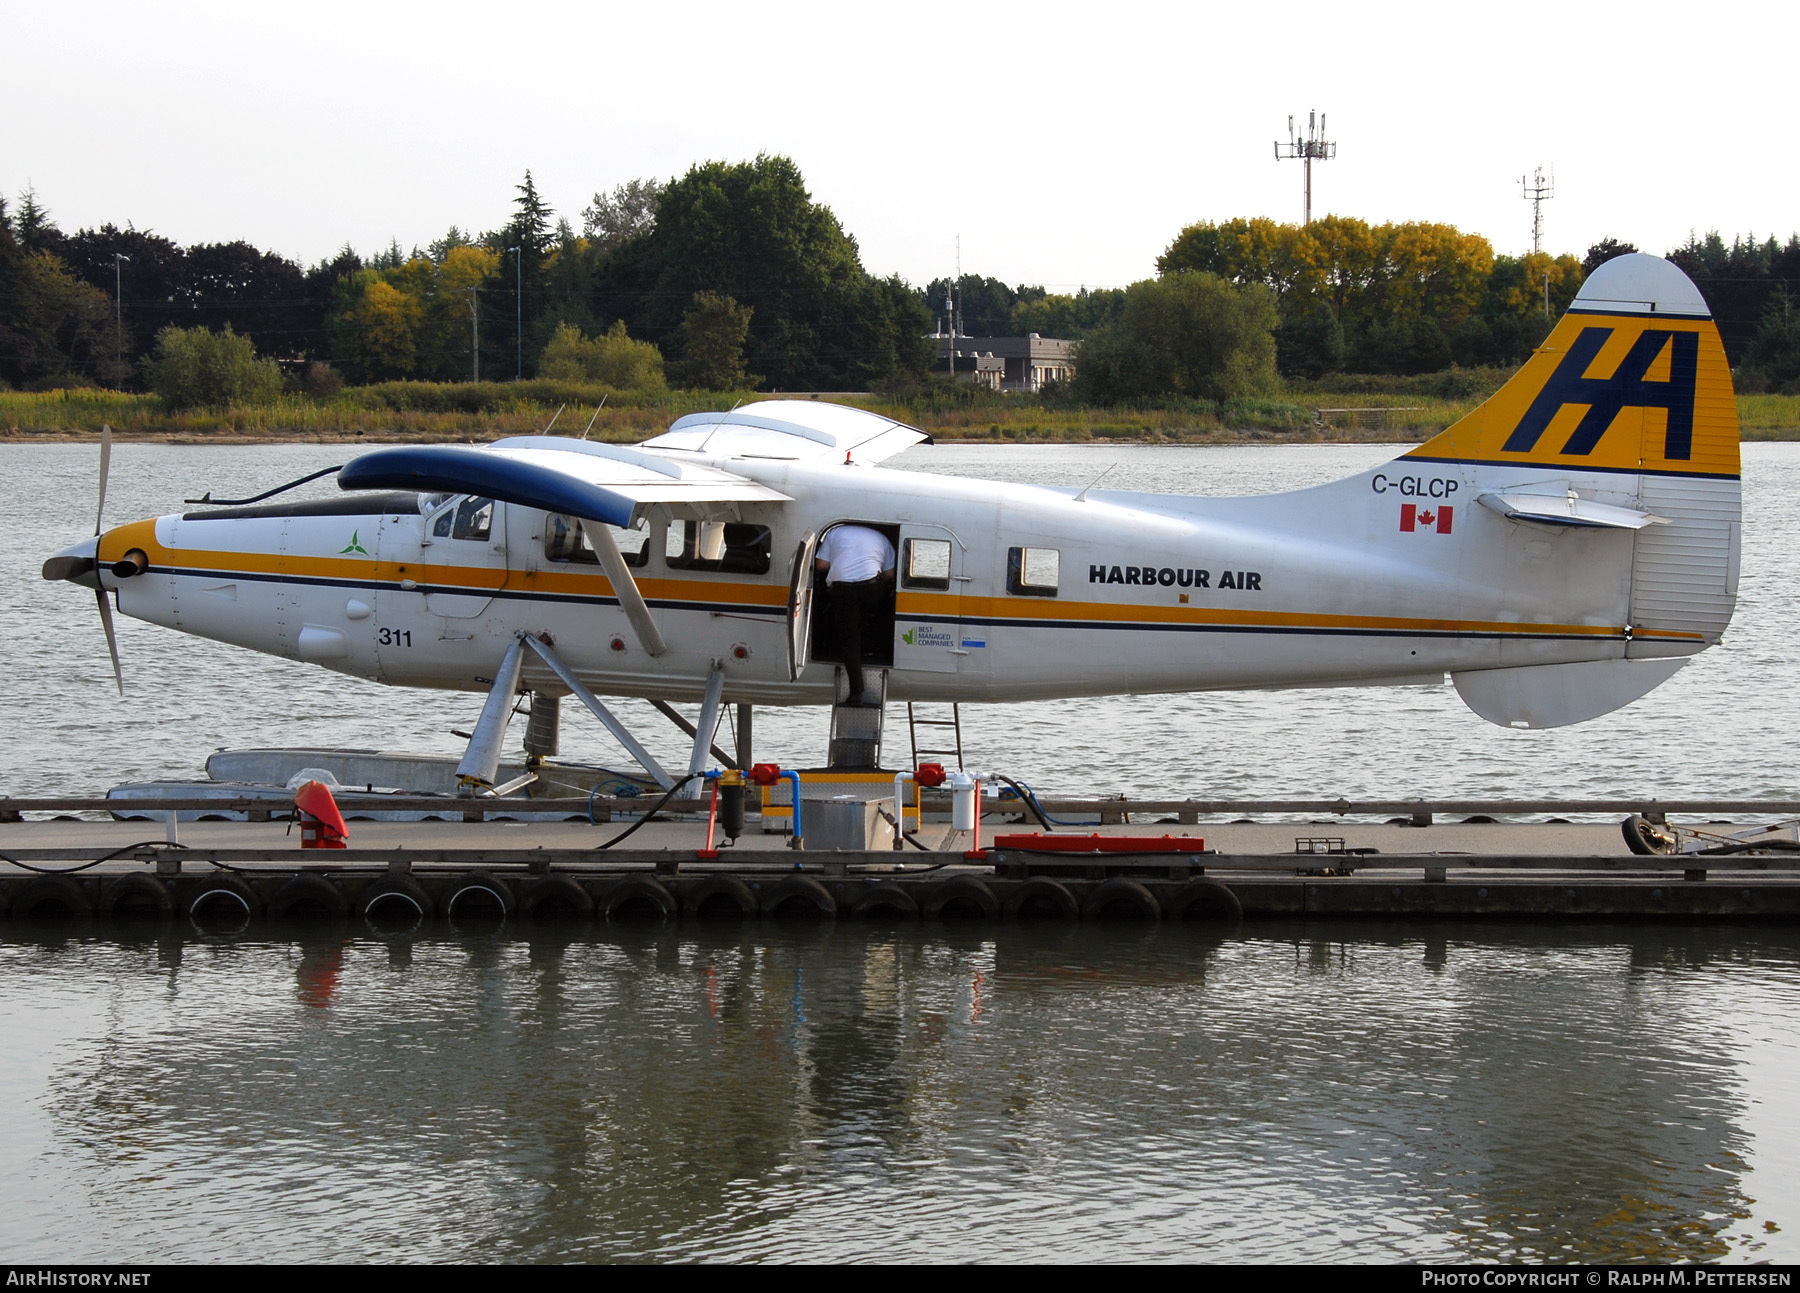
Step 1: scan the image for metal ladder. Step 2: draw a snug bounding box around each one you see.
[827,668,888,768]
[907,702,964,770]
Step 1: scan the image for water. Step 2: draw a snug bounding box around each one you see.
[0,921,1794,1263]
[5,441,1799,1263]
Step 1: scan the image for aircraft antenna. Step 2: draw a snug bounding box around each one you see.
[1274,110,1336,225]
[1520,165,1555,255]
[1074,463,1118,503]
[580,395,607,440]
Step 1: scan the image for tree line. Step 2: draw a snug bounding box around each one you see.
[2,162,1796,404]
[0,158,933,398]
[922,219,1800,402]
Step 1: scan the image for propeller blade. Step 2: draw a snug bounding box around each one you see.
[95,423,112,536]
[96,588,123,694]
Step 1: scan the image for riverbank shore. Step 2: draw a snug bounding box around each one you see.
[5,388,1797,443]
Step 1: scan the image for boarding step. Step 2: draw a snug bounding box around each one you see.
[907,702,964,769]
[828,668,887,768]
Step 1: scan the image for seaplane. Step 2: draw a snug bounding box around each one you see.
[42,254,1740,797]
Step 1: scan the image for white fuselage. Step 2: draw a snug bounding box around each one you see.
[102,450,1700,708]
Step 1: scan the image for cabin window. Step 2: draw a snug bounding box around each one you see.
[543,514,649,568]
[1007,545,1060,597]
[666,520,772,575]
[903,538,952,590]
[452,497,494,541]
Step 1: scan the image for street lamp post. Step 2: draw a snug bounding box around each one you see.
[508,246,522,381]
[465,287,480,382]
[112,253,130,371]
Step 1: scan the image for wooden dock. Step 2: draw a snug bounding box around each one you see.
[4,792,1799,926]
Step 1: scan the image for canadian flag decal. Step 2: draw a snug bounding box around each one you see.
[1401,503,1453,534]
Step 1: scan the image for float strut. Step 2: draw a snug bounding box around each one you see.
[689,665,727,779]
[456,636,527,793]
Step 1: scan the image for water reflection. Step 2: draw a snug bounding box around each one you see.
[0,921,1787,1262]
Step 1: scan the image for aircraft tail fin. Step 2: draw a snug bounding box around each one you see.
[1417,253,1740,660]
[1397,255,1741,728]
[1404,253,1739,481]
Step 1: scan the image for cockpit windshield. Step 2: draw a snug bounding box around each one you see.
[427,496,495,540]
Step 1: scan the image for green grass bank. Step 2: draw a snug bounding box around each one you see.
[3,381,1796,444]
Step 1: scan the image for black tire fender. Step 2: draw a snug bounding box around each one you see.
[446,869,514,919]
[924,876,999,921]
[848,883,919,920]
[12,874,94,920]
[602,876,678,922]
[760,876,837,919]
[357,874,434,920]
[520,874,595,920]
[187,873,262,923]
[1167,878,1243,923]
[100,872,174,920]
[682,875,758,919]
[1003,877,1080,921]
[267,873,349,920]
[1082,877,1161,921]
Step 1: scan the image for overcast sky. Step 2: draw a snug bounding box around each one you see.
[8,0,1793,290]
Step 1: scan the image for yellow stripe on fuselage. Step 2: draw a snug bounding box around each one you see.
[107,519,1699,644]
[894,592,1698,642]
[100,519,788,608]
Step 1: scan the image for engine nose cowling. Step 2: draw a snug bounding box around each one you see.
[42,535,101,588]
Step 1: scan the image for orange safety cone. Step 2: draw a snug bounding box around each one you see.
[294,780,349,849]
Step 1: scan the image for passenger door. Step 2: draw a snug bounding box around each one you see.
[785,530,819,682]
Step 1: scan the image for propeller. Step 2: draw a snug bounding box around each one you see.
[96,422,110,535]
[94,424,123,694]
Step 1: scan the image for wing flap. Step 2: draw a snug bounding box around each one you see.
[643,400,930,463]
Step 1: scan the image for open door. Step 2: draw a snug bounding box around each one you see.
[785,530,818,682]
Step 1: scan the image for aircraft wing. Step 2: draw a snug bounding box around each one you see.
[641,399,930,464]
[338,439,790,528]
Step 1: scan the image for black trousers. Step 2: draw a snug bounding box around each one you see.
[829,577,888,698]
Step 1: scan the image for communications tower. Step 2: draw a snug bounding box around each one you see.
[1274,111,1336,225]
[1520,165,1554,254]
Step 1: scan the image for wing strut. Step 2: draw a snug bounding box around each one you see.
[520,634,675,790]
[651,700,738,770]
[579,519,667,657]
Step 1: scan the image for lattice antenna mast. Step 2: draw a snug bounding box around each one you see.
[1274,110,1336,224]
[1520,164,1555,254]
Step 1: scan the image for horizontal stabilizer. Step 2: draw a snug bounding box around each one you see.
[339,441,788,526]
[645,400,930,463]
[1452,657,1686,729]
[1476,490,1667,530]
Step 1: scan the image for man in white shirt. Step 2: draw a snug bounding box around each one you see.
[814,523,895,705]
